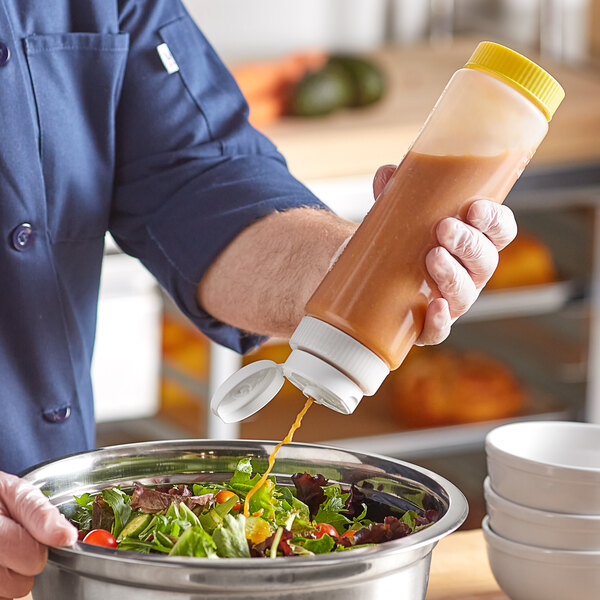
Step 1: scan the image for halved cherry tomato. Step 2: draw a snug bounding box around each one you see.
[82,529,118,548]
[341,529,356,540]
[314,523,338,539]
[215,489,241,512]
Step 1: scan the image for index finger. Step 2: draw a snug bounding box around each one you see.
[0,473,77,549]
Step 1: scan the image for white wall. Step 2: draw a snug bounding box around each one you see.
[182,0,389,62]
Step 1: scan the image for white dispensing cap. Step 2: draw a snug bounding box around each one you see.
[211,317,389,422]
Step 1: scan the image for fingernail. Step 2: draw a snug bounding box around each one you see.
[63,528,78,547]
[430,254,452,279]
[58,521,78,546]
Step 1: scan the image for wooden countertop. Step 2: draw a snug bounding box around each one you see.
[22,530,502,599]
[263,39,600,181]
[428,529,507,599]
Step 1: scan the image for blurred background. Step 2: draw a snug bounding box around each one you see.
[95,0,600,529]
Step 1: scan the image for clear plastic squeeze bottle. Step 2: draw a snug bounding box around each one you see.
[211,42,565,423]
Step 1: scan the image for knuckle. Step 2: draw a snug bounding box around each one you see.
[457,230,484,261]
[489,206,517,244]
[450,223,470,250]
[440,219,487,262]
[468,201,517,243]
[12,484,52,527]
[439,270,463,297]
[468,200,493,228]
[442,277,476,314]
[486,207,504,234]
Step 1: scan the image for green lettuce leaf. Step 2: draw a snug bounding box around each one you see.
[169,525,217,558]
[71,492,95,532]
[348,503,374,530]
[400,510,419,531]
[248,478,276,520]
[228,458,254,492]
[275,487,311,530]
[302,533,336,554]
[213,514,251,558]
[101,488,132,539]
[192,483,227,496]
[322,485,349,512]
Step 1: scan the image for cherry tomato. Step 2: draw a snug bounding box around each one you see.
[314,523,338,539]
[341,529,356,540]
[215,490,241,512]
[82,529,118,548]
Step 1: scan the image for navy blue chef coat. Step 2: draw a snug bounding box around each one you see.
[1,0,325,475]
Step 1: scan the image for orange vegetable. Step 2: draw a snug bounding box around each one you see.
[230,51,328,128]
[215,490,241,512]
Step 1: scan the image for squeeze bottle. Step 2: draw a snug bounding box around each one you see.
[211,42,565,423]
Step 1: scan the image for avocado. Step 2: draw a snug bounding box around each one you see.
[288,55,385,117]
[328,55,386,107]
[289,63,355,117]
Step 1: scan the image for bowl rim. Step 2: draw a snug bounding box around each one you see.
[23,439,469,568]
[482,516,600,565]
[485,421,600,480]
[483,477,600,526]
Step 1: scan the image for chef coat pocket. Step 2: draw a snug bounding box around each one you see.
[158,16,277,156]
[24,33,129,242]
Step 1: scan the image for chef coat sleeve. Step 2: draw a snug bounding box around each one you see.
[112,0,328,354]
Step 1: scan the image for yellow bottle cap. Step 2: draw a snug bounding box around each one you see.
[464,41,565,121]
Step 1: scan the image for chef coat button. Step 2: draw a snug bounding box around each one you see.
[43,406,71,424]
[0,42,10,67]
[12,223,34,251]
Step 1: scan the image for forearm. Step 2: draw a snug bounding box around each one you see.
[197,207,357,338]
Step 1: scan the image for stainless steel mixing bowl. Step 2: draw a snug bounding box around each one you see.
[23,439,467,599]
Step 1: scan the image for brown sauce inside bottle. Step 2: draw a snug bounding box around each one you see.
[306,151,529,371]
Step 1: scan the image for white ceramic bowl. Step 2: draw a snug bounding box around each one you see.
[485,421,600,514]
[482,516,600,600]
[484,477,600,551]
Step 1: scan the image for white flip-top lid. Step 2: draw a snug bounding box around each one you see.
[211,317,390,423]
[211,360,285,423]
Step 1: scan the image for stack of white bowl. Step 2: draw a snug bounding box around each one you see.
[483,421,600,600]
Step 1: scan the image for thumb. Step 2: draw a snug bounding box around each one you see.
[373,164,397,200]
[0,472,78,548]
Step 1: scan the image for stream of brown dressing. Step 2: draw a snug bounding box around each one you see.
[243,397,314,518]
[305,151,529,371]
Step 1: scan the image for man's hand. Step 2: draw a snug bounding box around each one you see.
[0,472,77,599]
[374,164,518,346]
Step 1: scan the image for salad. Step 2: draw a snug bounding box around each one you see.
[65,459,439,558]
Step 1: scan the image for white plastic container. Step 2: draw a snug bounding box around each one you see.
[212,42,564,424]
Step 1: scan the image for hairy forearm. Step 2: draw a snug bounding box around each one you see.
[197,207,357,338]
